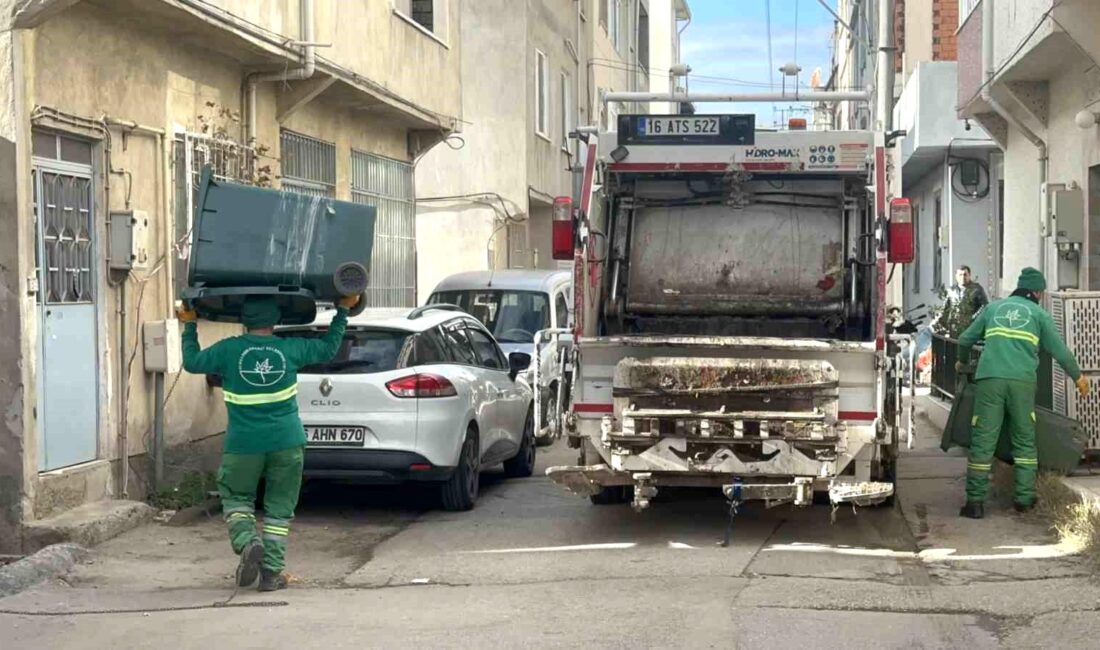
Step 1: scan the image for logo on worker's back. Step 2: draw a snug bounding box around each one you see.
[238,347,287,387]
[993,303,1031,330]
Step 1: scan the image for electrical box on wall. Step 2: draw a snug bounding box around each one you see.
[108,210,151,271]
[1052,186,1085,245]
[143,319,181,373]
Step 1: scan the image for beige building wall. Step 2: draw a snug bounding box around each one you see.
[0,0,460,551]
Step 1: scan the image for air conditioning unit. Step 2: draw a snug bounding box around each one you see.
[1050,291,1100,450]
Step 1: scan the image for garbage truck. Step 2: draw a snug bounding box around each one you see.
[545,108,916,512]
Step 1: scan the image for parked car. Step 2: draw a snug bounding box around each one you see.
[277,305,536,511]
[426,270,572,444]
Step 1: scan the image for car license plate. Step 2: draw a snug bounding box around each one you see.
[639,116,719,137]
[306,426,366,447]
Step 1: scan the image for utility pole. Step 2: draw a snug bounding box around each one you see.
[876,0,895,133]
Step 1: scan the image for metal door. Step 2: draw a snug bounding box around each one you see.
[33,160,99,471]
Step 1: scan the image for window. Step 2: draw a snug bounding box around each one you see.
[280,130,336,197]
[440,322,478,365]
[351,150,416,308]
[554,292,569,328]
[638,4,650,71]
[609,0,622,51]
[959,0,981,26]
[410,329,449,365]
[395,0,447,38]
[465,326,506,370]
[284,329,412,375]
[600,0,608,29]
[561,72,573,153]
[535,49,550,139]
[429,290,551,343]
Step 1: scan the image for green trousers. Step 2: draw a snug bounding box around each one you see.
[967,378,1039,506]
[217,446,304,573]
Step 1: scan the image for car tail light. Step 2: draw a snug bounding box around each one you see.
[385,374,457,398]
[888,198,915,264]
[552,196,574,260]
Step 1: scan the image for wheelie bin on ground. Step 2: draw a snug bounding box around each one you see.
[942,366,1086,475]
[182,166,375,324]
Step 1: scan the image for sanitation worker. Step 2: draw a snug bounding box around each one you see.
[177,294,358,590]
[955,268,1089,519]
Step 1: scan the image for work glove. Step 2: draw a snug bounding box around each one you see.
[176,304,198,323]
[954,361,964,373]
[1077,376,1091,398]
[338,294,361,310]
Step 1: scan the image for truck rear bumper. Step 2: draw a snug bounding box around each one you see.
[546,465,893,511]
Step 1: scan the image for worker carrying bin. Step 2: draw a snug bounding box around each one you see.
[181,165,376,324]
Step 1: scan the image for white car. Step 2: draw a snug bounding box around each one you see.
[278,305,536,511]
[427,270,572,444]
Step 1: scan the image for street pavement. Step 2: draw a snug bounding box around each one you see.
[3,418,1099,649]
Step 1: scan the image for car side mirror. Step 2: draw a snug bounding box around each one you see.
[508,352,532,380]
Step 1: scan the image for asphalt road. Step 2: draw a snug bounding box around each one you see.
[3,429,1099,649]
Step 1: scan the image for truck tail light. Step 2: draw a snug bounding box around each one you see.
[788,118,807,130]
[386,374,457,398]
[888,198,915,264]
[552,196,575,261]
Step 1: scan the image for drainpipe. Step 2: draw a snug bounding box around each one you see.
[875,0,895,132]
[980,0,1048,284]
[246,0,316,146]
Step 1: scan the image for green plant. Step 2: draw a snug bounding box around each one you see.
[152,471,218,510]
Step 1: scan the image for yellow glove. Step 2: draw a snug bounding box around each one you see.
[176,304,198,323]
[1077,376,1090,398]
[338,294,361,310]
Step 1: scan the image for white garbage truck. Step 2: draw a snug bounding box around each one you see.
[545,107,915,513]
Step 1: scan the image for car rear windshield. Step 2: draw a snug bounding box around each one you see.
[429,290,549,344]
[278,328,411,374]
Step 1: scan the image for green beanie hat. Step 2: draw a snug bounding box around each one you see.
[241,296,282,329]
[1016,267,1046,293]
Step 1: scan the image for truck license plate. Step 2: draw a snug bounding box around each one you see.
[306,426,366,447]
[640,117,719,137]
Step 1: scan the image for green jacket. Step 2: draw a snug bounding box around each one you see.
[958,295,1081,384]
[182,309,348,454]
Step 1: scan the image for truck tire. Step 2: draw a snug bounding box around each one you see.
[535,383,557,447]
[503,408,536,478]
[440,427,480,511]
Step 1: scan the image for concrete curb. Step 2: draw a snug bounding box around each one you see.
[23,500,156,553]
[0,543,88,598]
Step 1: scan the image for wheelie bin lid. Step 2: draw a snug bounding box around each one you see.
[181,285,319,326]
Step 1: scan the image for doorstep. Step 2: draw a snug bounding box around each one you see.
[22,499,155,553]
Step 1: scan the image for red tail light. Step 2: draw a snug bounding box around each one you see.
[385,374,457,398]
[552,196,575,260]
[888,198,915,264]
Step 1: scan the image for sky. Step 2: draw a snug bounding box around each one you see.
[679,0,836,127]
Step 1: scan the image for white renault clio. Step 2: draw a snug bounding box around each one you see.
[279,305,536,511]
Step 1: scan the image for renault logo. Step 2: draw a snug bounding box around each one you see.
[319,377,333,397]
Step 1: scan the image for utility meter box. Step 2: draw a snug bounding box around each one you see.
[143,319,181,373]
[1051,186,1085,245]
[108,210,151,271]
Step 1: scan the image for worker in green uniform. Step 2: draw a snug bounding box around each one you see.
[177,294,358,590]
[955,268,1089,519]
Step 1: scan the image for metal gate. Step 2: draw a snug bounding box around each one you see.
[32,139,99,471]
[351,150,415,307]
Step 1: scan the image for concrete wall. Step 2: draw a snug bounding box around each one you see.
[205,0,463,120]
[901,0,933,84]
[0,0,460,549]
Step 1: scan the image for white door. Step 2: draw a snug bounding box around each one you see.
[438,321,497,459]
[465,325,526,447]
[32,140,100,471]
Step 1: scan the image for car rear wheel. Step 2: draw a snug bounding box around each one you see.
[535,384,557,447]
[440,427,480,511]
[503,407,536,478]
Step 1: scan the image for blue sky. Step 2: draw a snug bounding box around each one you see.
[679,0,836,127]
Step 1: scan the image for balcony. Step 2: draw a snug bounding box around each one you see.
[898,62,994,186]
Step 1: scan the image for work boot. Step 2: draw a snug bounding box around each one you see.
[1014,499,1038,514]
[258,569,289,592]
[959,502,985,519]
[235,539,264,587]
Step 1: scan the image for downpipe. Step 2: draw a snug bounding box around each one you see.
[246,0,316,146]
[980,0,1049,283]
